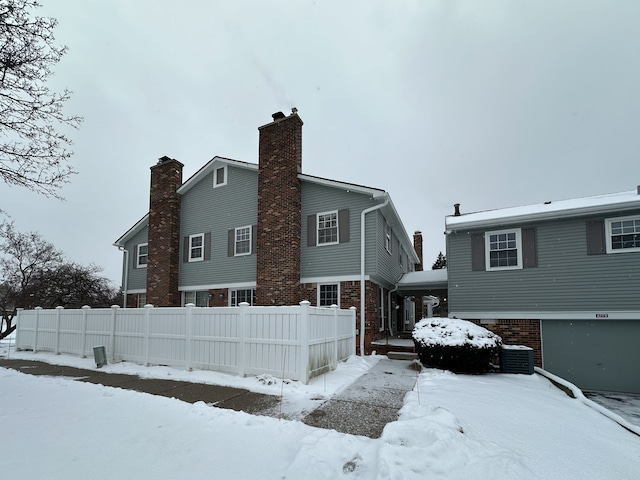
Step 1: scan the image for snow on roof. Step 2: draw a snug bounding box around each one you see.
[397,268,447,287]
[446,188,640,230]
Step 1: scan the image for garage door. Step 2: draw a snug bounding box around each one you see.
[542,320,640,394]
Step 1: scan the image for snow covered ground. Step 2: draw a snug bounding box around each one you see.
[2,336,640,479]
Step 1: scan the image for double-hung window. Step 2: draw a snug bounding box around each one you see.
[230,288,256,306]
[317,211,338,245]
[318,283,339,307]
[485,228,522,270]
[136,243,148,268]
[606,216,640,253]
[189,233,205,262]
[235,226,252,255]
[385,224,392,253]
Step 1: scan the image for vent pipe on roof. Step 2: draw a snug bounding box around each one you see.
[454,203,461,216]
[637,185,640,195]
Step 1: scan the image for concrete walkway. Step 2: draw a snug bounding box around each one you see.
[0,357,417,439]
[303,358,418,438]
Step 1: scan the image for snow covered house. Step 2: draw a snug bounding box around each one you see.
[445,188,640,393]
[113,111,423,354]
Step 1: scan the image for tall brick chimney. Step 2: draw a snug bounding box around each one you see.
[256,111,303,305]
[146,156,183,306]
[413,231,424,271]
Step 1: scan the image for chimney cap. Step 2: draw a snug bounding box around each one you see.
[272,111,286,121]
[414,230,422,235]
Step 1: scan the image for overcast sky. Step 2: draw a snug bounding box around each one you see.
[4,0,640,286]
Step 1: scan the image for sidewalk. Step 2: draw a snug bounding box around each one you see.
[0,356,417,438]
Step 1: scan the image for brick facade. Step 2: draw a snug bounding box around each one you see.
[256,112,303,306]
[146,156,183,307]
[468,318,542,367]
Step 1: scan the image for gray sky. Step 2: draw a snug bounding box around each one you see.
[4,0,640,286]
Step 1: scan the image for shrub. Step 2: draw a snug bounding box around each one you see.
[412,317,502,374]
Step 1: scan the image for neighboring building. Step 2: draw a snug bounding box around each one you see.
[113,111,421,354]
[445,188,640,393]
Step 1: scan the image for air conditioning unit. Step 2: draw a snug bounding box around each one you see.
[500,345,534,375]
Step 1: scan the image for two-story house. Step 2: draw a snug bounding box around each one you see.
[445,189,640,393]
[114,111,421,354]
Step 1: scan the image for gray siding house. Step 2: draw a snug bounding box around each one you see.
[114,111,421,354]
[445,188,640,393]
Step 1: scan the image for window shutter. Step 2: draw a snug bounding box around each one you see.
[587,220,606,255]
[522,228,538,268]
[251,225,257,254]
[132,245,138,269]
[307,214,316,247]
[471,233,485,271]
[338,209,350,243]
[204,232,211,260]
[228,229,235,257]
[183,236,189,262]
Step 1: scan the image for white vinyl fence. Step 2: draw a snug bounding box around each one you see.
[15,301,356,384]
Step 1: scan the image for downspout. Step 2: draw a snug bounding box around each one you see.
[118,246,129,308]
[360,198,389,356]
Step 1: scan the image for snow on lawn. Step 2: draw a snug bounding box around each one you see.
[2,338,640,479]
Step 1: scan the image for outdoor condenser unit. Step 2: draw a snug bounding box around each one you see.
[500,345,534,375]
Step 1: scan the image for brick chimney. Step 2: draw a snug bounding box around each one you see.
[413,231,424,271]
[256,111,303,305]
[146,156,183,306]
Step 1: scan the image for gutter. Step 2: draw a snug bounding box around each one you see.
[360,198,389,356]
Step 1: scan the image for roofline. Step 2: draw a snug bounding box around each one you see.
[177,156,256,194]
[446,193,640,231]
[298,173,386,198]
[113,214,149,247]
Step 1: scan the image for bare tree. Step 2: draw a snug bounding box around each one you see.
[0,0,82,199]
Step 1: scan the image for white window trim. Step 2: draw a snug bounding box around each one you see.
[136,243,148,268]
[485,228,523,271]
[189,233,205,262]
[317,283,340,307]
[234,226,252,256]
[605,215,640,254]
[230,288,256,306]
[213,165,227,188]
[385,224,392,254]
[316,210,339,246]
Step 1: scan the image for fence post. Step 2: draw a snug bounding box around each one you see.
[55,306,64,354]
[81,305,90,357]
[144,304,152,366]
[110,305,119,363]
[299,300,310,384]
[350,307,357,357]
[331,304,339,368]
[33,307,42,353]
[238,302,249,377]
[15,308,23,350]
[185,303,193,371]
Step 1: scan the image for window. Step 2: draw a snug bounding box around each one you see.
[317,211,338,245]
[385,224,392,253]
[607,216,640,253]
[485,228,522,270]
[136,293,147,308]
[230,288,256,306]
[184,290,209,307]
[189,234,204,261]
[318,283,339,307]
[136,243,148,268]
[235,226,251,255]
[213,165,227,188]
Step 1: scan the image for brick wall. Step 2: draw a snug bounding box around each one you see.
[468,318,542,366]
[256,112,303,306]
[146,156,183,307]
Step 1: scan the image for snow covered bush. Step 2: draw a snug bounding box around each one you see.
[412,317,502,374]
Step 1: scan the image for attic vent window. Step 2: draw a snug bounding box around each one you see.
[213,165,227,188]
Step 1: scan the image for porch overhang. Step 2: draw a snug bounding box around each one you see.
[395,269,448,297]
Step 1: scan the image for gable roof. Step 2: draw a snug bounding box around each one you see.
[446,188,640,231]
[113,214,149,247]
